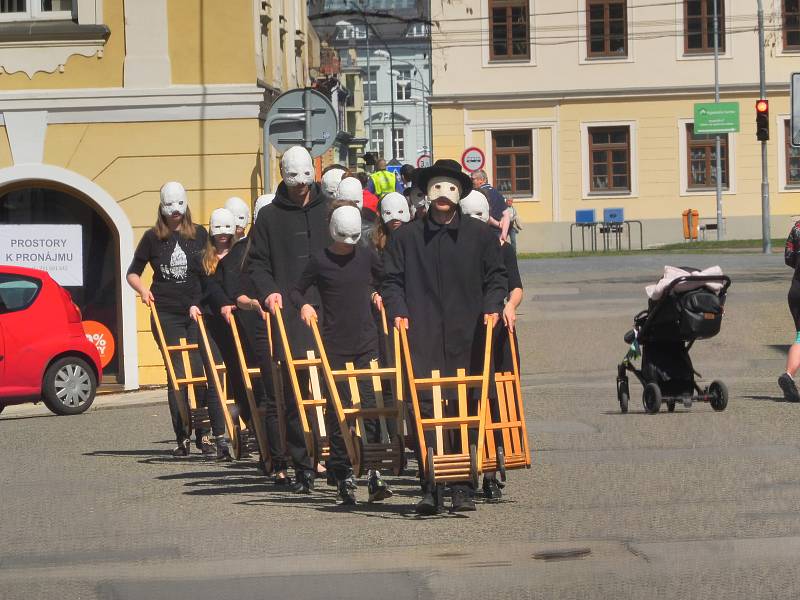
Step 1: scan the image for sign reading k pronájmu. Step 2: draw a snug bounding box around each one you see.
[0,224,83,286]
[694,102,740,134]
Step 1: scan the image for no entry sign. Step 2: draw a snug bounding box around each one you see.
[461,147,485,172]
[417,154,432,168]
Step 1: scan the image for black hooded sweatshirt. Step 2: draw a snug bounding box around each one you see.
[247,181,333,358]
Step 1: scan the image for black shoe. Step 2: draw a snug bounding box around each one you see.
[215,439,233,462]
[198,435,216,457]
[482,476,502,500]
[274,470,290,486]
[326,472,337,487]
[171,437,190,457]
[450,488,477,513]
[290,470,315,494]
[367,472,393,503]
[779,373,800,402]
[337,476,357,505]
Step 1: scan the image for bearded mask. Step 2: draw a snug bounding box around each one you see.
[321,168,345,195]
[254,194,275,220]
[380,192,411,224]
[460,190,491,223]
[209,208,236,237]
[160,181,188,217]
[329,205,362,245]
[335,177,363,210]
[426,175,463,206]
[224,196,251,230]
[280,146,314,187]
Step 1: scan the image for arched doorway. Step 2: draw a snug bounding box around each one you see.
[0,185,120,378]
[0,165,138,390]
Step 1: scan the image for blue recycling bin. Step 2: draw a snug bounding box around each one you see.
[603,207,624,223]
[575,209,596,224]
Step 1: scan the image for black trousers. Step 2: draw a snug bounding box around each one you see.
[150,311,226,445]
[277,361,315,473]
[324,349,381,480]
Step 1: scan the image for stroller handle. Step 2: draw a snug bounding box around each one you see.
[658,274,731,299]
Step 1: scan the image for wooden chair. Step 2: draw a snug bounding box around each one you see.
[150,303,210,437]
[309,311,405,477]
[482,331,531,481]
[273,305,330,467]
[194,314,250,460]
[399,319,494,489]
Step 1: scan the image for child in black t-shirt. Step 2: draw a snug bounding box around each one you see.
[290,203,391,505]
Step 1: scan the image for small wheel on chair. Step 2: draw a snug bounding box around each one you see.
[497,446,507,482]
[709,380,729,411]
[643,383,662,414]
[617,380,629,414]
[469,444,479,490]
[426,446,436,488]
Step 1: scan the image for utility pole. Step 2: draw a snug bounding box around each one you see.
[757,0,771,253]
[713,0,723,240]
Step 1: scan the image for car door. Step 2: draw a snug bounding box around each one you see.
[0,273,43,396]
[0,320,5,386]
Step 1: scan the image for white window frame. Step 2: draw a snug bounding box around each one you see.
[395,68,412,101]
[674,0,733,62]
[336,23,367,41]
[778,114,800,191]
[0,0,75,22]
[392,127,405,160]
[406,22,429,38]
[371,128,385,157]
[480,0,537,68]
[578,0,636,65]
[362,67,378,103]
[580,120,639,199]
[677,117,737,196]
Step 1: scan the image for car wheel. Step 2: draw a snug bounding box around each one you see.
[42,356,97,415]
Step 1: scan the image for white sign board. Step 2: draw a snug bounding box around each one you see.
[0,224,83,286]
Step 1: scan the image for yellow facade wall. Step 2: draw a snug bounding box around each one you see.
[0,118,263,384]
[0,0,124,90]
[167,0,256,85]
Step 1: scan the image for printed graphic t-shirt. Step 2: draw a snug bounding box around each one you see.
[127,226,208,314]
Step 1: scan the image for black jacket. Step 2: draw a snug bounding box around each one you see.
[381,210,507,378]
[247,182,332,358]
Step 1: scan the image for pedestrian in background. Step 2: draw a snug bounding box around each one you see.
[367,158,403,199]
[399,164,415,192]
[779,219,800,402]
[471,169,510,242]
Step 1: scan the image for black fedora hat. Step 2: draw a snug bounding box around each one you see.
[415,158,472,200]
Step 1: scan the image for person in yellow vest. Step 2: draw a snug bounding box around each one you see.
[368,158,402,199]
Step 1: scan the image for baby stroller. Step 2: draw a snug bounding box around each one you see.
[616,270,731,414]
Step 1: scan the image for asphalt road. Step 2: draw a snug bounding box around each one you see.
[2,251,800,599]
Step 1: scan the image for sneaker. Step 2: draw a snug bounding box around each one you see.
[367,472,393,503]
[482,476,502,501]
[779,373,800,402]
[450,488,477,513]
[171,438,190,457]
[290,470,315,494]
[337,476,357,505]
[198,435,216,457]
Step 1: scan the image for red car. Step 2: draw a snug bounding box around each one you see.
[0,266,101,415]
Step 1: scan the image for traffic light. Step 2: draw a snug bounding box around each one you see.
[756,99,769,142]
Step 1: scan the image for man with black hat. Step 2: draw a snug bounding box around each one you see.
[381,158,508,514]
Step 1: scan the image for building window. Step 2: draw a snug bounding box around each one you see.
[587,0,627,57]
[785,0,800,50]
[363,68,377,102]
[686,123,728,189]
[786,120,800,185]
[684,0,725,54]
[395,68,412,101]
[489,0,530,60]
[371,128,384,157]
[392,128,405,160]
[588,126,630,192]
[492,130,532,195]
[0,0,73,21]
[336,23,366,41]
[406,22,429,38]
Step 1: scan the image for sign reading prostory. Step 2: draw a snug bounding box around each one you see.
[0,224,83,286]
[694,102,740,134]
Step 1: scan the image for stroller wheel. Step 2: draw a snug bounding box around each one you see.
[617,380,629,414]
[643,383,662,414]
[709,380,728,411]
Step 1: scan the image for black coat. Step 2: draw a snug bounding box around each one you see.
[381,210,507,378]
[247,182,332,358]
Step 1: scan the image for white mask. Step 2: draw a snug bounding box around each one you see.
[336,177,363,210]
[160,181,188,217]
[321,168,345,195]
[329,205,362,245]
[426,175,462,206]
[254,194,274,220]
[224,196,251,229]
[209,208,236,237]
[280,146,315,187]
[380,192,411,224]
[461,190,490,223]
[407,186,428,210]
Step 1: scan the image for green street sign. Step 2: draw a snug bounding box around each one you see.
[694,102,740,134]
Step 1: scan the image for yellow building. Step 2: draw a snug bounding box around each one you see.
[0,0,320,389]
[430,0,800,251]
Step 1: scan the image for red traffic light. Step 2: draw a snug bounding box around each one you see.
[756,99,769,113]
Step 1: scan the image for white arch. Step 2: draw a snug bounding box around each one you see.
[0,164,139,390]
